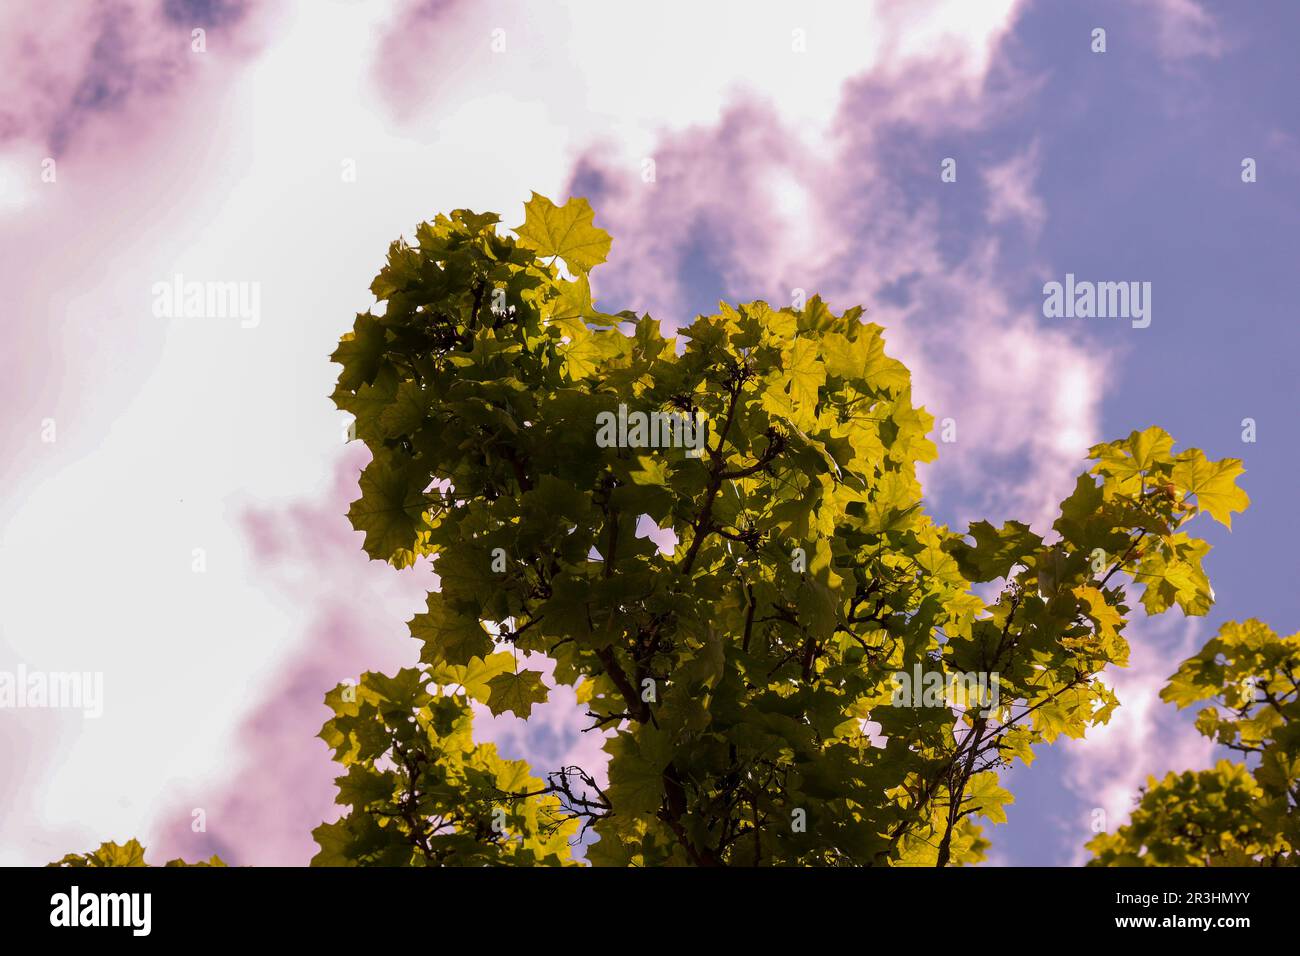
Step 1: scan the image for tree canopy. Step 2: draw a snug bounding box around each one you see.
[317,194,1247,866]
[1088,619,1299,866]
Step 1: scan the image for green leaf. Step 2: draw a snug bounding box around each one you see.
[965,773,1014,825]
[781,338,825,428]
[331,313,388,392]
[485,669,549,718]
[1171,450,1249,529]
[49,839,224,868]
[514,193,612,274]
[347,455,428,564]
[944,520,1042,582]
[409,595,494,667]
[1090,427,1175,488]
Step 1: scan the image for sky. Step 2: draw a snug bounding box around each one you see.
[0,0,1295,866]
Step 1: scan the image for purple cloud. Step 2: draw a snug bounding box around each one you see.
[0,0,274,156]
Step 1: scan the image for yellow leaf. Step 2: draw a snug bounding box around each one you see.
[515,193,612,274]
[1172,451,1249,529]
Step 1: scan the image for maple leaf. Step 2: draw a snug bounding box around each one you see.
[1171,449,1250,528]
[484,669,549,718]
[514,193,612,274]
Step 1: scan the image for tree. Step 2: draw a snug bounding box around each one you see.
[1087,619,1299,866]
[51,194,1251,867]
[310,668,578,865]
[48,839,225,868]
[319,194,1247,866]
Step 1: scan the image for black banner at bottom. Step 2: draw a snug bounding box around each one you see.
[0,864,1279,942]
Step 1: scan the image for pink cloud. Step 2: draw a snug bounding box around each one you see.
[983,140,1046,234]
[0,0,281,495]
[1145,0,1226,61]
[148,447,605,865]
[572,71,1106,529]
[0,0,277,157]
[1058,614,1217,865]
[146,446,426,864]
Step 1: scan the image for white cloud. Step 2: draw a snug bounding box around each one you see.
[983,140,1045,234]
[1059,613,1217,865]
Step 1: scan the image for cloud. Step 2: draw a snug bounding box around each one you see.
[983,140,1046,234]
[132,446,426,864]
[147,448,607,865]
[0,0,274,157]
[1058,613,1217,865]
[1145,0,1225,61]
[371,0,1025,151]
